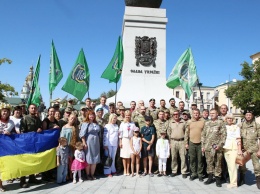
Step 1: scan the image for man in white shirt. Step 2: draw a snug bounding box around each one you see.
[95,96,109,117]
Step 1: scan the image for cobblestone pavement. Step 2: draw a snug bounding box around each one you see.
[3,160,260,194]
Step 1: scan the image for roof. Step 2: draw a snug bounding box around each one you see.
[250,52,260,59]
[215,80,238,87]
[4,97,24,106]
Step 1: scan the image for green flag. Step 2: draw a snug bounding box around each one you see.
[49,40,63,94]
[61,49,90,101]
[166,48,198,98]
[101,36,124,83]
[27,55,42,107]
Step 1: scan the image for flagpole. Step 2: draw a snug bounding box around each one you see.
[197,79,204,109]
[88,91,89,98]
[50,92,52,107]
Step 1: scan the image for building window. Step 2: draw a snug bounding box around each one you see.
[207,92,210,100]
[193,92,197,98]
[230,107,232,113]
[207,105,210,110]
[236,119,238,124]
[176,91,179,98]
[200,105,203,112]
[185,93,188,100]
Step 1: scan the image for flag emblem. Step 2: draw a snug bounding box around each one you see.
[180,61,189,81]
[71,64,86,84]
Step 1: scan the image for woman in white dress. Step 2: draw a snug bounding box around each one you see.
[103,113,119,177]
[119,110,135,176]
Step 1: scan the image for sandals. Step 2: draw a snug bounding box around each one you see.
[142,172,147,176]
[0,187,5,192]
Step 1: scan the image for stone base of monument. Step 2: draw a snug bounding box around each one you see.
[107,6,178,107]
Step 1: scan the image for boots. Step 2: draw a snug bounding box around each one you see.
[238,173,245,186]
[256,176,260,189]
[216,177,222,187]
[204,173,214,185]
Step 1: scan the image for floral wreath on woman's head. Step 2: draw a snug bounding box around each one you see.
[0,102,12,111]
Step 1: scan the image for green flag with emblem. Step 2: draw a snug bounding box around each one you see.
[166,48,198,98]
[27,55,42,107]
[101,36,124,83]
[61,49,90,101]
[49,40,63,94]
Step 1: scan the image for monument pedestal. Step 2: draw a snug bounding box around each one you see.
[108,6,176,107]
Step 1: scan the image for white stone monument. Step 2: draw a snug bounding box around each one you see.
[108,5,177,107]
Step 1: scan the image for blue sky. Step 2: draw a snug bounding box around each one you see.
[1,0,260,106]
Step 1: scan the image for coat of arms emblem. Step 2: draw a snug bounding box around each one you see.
[135,36,157,67]
[71,64,86,84]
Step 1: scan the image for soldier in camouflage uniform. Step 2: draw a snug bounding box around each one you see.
[117,106,125,126]
[201,109,226,187]
[103,102,116,123]
[153,110,169,173]
[78,106,87,125]
[133,106,146,129]
[168,98,178,117]
[157,99,169,113]
[238,110,260,189]
[146,98,158,121]
[164,109,171,121]
[131,100,144,121]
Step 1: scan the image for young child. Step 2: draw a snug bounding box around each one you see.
[140,116,155,177]
[71,142,88,184]
[57,137,71,184]
[130,127,142,177]
[156,130,170,177]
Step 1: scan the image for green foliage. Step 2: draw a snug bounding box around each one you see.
[93,89,117,104]
[0,58,12,65]
[225,60,260,116]
[0,83,16,101]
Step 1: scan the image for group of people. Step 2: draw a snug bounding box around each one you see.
[0,96,260,192]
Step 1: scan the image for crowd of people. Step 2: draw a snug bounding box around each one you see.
[0,96,260,192]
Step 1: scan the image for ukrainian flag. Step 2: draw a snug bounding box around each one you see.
[0,129,59,181]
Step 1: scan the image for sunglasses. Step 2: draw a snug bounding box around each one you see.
[134,131,139,133]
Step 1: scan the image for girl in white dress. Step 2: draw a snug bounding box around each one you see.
[130,127,142,177]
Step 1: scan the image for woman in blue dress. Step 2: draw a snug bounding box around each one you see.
[80,110,100,180]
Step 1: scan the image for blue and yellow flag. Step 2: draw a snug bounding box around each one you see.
[0,129,59,180]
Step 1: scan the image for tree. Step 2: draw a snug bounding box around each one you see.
[0,58,12,65]
[93,89,117,104]
[0,59,17,101]
[225,60,260,117]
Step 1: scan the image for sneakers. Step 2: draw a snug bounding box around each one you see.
[79,178,83,183]
[73,179,76,184]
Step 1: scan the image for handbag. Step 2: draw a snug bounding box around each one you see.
[235,150,251,166]
[102,149,113,167]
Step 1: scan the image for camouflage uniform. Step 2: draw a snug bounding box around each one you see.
[146,107,158,121]
[239,121,260,177]
[169,106,178,117]
[133,113,146,129]
[117,115,124,126]
[201,120,226,177]
[157,106,169,113]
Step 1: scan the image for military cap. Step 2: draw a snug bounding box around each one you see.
[109,102,115,106]
[243,109,254,115]
[191,102,197,106]
[53,103,60,108]
[19,103,26,107]
[169,98,175,102]
[96,107,103,112]
[182,111,189,115]
[80,106,86,110]
[65,107,72,113]
[119,106,125,110]
[160,129,167,134]
[149,98,155,102]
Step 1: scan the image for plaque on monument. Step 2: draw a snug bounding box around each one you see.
[125,0,162,8]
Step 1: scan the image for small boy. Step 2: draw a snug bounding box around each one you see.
[140,116,155,177]
[156,130,170,177]
[57,137,71,184]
